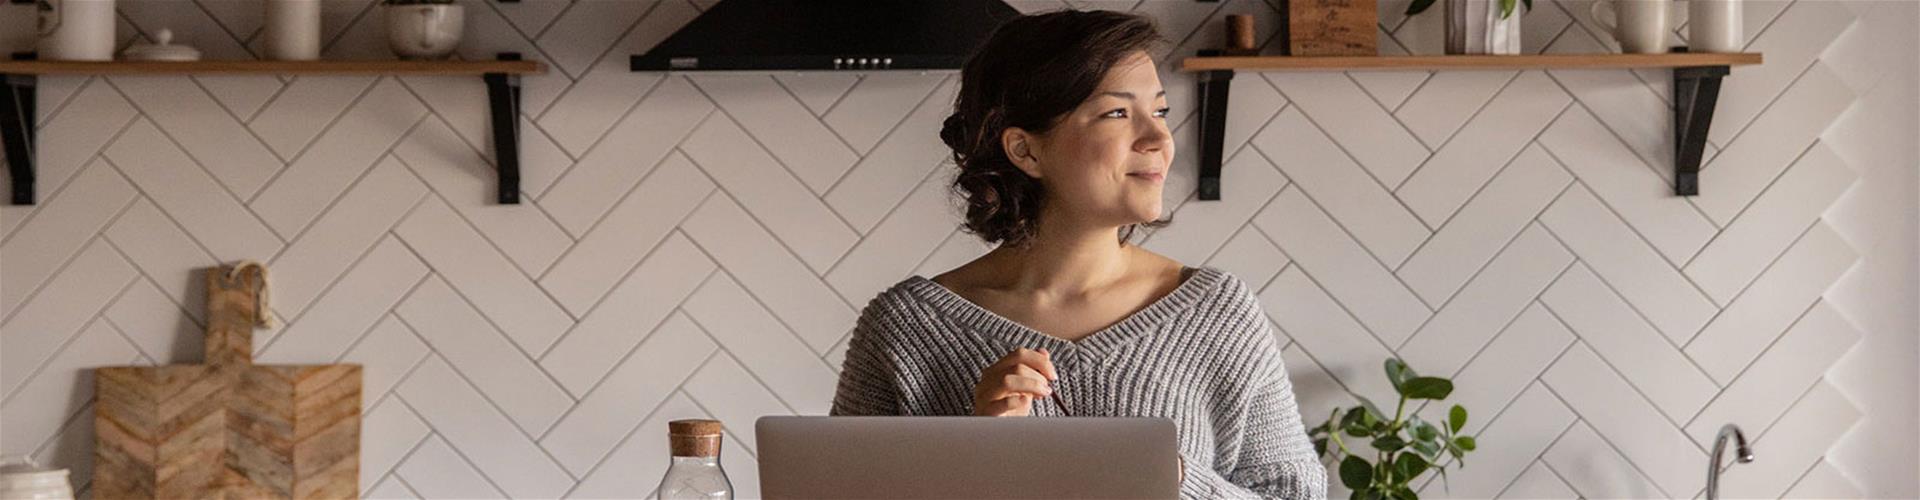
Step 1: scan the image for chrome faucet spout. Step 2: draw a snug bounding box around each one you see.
[1706,423,1755,500]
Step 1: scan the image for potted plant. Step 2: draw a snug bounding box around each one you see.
[1404,0,1534,55]
[383,0,463,60]
[1307,358,1478,500]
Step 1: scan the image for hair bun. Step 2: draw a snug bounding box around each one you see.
[939,113,968,151]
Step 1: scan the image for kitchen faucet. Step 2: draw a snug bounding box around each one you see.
[1705,423,1755,500]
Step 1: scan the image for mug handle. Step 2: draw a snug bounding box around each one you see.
[36,0,60,37]
[1589,0,1618,32]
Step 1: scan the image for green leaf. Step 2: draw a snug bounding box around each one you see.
[1313,437,1329,456]
[1356,396,1389,423]
[1371,435,1408,452]
[1340,456,1373,489]
[1404,0,1437,16]
[1385,358,1414,393]
[1390,486,1420,500]
[1499,0,1516,18]
[1448,405,1467,434]
[1342,407,1367,430]
[1395,453,1431,482]
[1401,377,1454,400]
[1345,422,1372,438]
[1412,440,1441,461]
[1455,436,1477,451]
[1412,418,1440,442]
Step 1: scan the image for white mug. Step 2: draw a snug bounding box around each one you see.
[1688,0,1744,52]
[36,0,117,61]
[1590,0,1672,54]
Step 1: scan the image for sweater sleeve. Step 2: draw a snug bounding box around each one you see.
[1178,324,1329,498]
[829,303,901,416]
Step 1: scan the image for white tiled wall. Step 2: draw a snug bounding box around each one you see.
[1,0,1914,498]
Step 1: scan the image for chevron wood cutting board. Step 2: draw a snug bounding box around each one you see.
[93,263,362,499]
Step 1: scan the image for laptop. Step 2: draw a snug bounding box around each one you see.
[755,415,1181,499]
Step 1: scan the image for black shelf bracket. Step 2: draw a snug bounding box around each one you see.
[1187,47,1737,201]
[1194,50,1233,201]
[2,51,36,205]
[3,51,531,205]
[1672,47,1727,197]
[483,52,524,204]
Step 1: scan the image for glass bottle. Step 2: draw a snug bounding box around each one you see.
[654,419,734,499]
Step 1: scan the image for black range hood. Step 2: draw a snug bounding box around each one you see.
[630,0,1020,71]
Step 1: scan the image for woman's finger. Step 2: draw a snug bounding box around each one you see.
[997,373,1052,398]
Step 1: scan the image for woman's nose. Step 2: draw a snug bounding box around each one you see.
[1136,119,1172,153]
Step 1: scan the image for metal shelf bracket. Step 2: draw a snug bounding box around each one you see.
[1187,47,1738,200]
[484,52,524,204]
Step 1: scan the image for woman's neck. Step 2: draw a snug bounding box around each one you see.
[983,218,1136,301]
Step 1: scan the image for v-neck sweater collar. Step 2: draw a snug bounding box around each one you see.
[900,265,1226,364]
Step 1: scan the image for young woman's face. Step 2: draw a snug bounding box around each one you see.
[1023,50,1175,229]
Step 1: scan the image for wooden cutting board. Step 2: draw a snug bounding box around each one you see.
[93,263,362,499]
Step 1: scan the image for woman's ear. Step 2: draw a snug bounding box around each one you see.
[1001,127,1044,179]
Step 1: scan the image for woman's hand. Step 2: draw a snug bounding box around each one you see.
[971,347,1059,416]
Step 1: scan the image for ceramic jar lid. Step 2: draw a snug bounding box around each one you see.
[122,28,202,61]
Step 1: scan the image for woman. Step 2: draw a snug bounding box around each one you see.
[829,9,1328,500]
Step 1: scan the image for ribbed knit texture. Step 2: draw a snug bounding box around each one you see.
[830,265,1330,499]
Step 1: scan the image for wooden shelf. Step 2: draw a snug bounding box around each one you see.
[1180,49,1762,200]
[0,59,544,76]
[1179,52,1762,72]
[1,53,540,205]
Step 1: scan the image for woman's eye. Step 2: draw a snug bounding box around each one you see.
[1104,107,1170,118]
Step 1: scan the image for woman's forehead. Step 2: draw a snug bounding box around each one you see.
[1095,52,1164,96]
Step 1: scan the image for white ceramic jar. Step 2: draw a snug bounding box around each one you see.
[385,3,465,60]
[0,456,73,500]
[265,0,323,60]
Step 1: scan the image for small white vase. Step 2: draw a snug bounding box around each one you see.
[385,3,464,60]
[264,0,322,60]
[1446,0,1524,55]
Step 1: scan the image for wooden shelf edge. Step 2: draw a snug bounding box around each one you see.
[1179,52,1762,72]
[0,59,546,75]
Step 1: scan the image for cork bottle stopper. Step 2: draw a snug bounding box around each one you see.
[668,419,725,457]
[1227,14,1257,52]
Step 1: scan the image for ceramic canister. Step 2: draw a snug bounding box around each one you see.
[0,456,73,500]
[36,0,117,61]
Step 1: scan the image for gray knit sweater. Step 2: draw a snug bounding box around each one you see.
[829,265,1330,499]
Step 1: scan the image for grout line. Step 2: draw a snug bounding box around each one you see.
[390,395,517,497]
[0,187,140,328]
[1536,365,1678,498]
[242,75,387,209]
[0,95,141,247]
[558,267,717,406]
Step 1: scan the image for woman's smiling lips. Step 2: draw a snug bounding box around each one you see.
[1128,170,1165,183]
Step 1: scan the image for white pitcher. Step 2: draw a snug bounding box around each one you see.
[1590,0,1673,54]
[35,0,117,61]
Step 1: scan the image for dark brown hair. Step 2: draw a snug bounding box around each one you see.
[939,9,1171,249]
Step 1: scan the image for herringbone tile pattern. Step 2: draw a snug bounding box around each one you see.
[0,0,1887,498]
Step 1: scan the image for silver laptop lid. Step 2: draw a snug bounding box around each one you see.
[756,416,1180,499]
